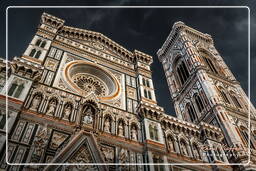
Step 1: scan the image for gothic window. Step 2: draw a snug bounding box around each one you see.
[230,92,242,109]
[149,123,158,141]
[35,50,41,59]
[176,60,190,86]
[203,56,218,74]
[35,39,42,46]
[148,91,152,100]
[142,78,146,86]
[240,126,255,149]
[13,84,24,98]
[194,94,205,113]
[186,103,197,123]
[40,41,46,48]
[218,87,230,104]
[144,89,148,98]
[29,49,36,57]
[8,81,24,98]
[152,155,164,171]
[8,82,18,96]
[146,80,150,87]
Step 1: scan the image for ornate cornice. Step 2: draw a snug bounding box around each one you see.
[157,21,213,61]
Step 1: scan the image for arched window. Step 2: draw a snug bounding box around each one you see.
[35,39,42,46]
[203,56,218,74]
[35,50,41,59]
[148,91,152,99]
[146,80,150,87]
[29,49,36,57]
[149,124,154,139]
[176,60,190,85]
[230,93,242,108]
[194,94,205,112]
[149,124,158,141]
[186,103,197,123]
[144,89,148,98]
[13,84,24,98]
[218,87,230,104]
[40,41,46,48]
[8,82,18,96]
[142,78,146,86]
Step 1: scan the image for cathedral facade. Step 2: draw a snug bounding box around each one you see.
[0,12,255,171]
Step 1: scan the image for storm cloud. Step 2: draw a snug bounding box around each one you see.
[1,6,254,116]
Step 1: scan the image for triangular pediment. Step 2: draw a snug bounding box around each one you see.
[58,25,134,62]
[43,130,107,171]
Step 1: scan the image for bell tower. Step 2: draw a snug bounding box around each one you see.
[157,21,256,164]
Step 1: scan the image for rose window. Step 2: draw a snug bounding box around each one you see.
[72,73,107,96]
[63,60,121,100]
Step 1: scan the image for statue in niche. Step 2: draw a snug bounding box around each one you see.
[31,95,41,111]
[82,106,93,124]
[131,126,137,141]
[63,104,72,121]
[118,148,128,163]
[180,141,188,156]
[168,137,175,152]
[104,117,111,133]
[46,99,57,116]
[118,121,124,137]
[101,146,114,162]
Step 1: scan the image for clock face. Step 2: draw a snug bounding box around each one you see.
[63,60,120,100]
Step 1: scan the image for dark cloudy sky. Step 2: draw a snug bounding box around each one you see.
[0,1,255,116]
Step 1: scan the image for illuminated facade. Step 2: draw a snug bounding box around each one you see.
[0,13,254,171]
